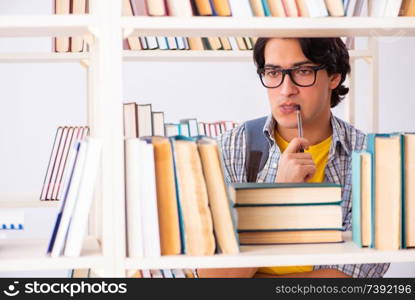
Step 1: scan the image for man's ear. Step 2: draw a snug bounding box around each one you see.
[329,73,342,90]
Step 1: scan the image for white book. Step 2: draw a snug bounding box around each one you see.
[50,140,87,257]
[64,138,102,257]
[384,0,402,17]
[228,37,239,51]
[141,269,152,278]
[346,0,357,16]
[167,37,178,50]
[146,36,159,50]
[171,269,186,278]
[57,140,81,202]
[369,0,388,16]
[125,139,145,258]
[166,0,193,16]
[157,37,169,50]
[162,269,174,278]
[228,0,253,17]
[140,141,161,257]
[150,269,164,278]
[198,122,206,135]
[314,0,329,17]
[176,37,186,50]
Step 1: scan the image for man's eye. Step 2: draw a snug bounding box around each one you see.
[297,68,313,75]
[266,70,281,77]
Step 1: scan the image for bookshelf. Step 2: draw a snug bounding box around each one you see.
[1,0,415,277]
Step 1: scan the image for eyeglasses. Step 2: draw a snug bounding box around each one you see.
[257,65,326,88]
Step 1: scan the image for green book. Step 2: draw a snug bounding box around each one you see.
[229,182,342,206]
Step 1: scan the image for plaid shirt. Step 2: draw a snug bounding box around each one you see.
[218,113,390,278]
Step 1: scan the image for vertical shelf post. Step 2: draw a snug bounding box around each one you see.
[87,0,125,277]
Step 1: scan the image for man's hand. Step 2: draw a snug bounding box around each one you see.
[275,137,316,183]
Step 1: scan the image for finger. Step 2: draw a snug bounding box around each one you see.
[300,165,316,179]
[294,159,315,166]
[285,152,313,160]
[284,137,311,154]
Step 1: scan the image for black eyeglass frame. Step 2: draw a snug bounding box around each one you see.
[257,64,326,88]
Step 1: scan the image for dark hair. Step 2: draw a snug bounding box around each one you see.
[253,38,350,108]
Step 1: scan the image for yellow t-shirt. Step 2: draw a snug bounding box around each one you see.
[257,131,332,276]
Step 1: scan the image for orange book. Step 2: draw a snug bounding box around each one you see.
[194,0,214,15]
[400,0,415,16]
[152,137,181,255]
[212,0,232,16]
[188,37,205,50]
[71,0,87,52]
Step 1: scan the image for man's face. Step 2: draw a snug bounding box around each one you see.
[263,38,341,129]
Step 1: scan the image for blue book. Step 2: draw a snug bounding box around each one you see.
[351,151,362,247]
[261,0,271,16]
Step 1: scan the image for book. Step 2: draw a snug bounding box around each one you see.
[64,138,103,257]
[404,133,415,247]
[125,139,145,258]
[139,139,161,257]
[152,111,165,136]
[46,127,70,200]
[49,140,87,257]
[384,0,403,16]
[211,0,232,16]
[236,204,343,231]
[137,103,153,137]
[165,123,180,136]
[166,0,193,16]
[194,0,214,15]
[228,0,254,16]
[180,118,199,137]
[229,182,342,206]
[54,0,70,52]
[250,0,266,16]
[369,0,388,16]
[146,0,167,15]
[400,0,415,16]
[197,137,239,254]
[123,102,138,138]
[267,0,287,17]
[151,137,182,255]
[282,0,299,16]
[238,229,343,245]
[324,0,345,16]
[170,137,215,255]
[367,134,402,250]
[71,0,87,52]
[40,127,64,200]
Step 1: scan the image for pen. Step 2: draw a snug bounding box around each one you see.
[295,105,304,153]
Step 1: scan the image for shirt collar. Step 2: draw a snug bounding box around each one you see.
[262,112,351,156]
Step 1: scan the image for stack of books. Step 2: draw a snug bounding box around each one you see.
[230,183,344,245]
[46,137,102,257]
[352,132,415,250]
[40,126,89,201]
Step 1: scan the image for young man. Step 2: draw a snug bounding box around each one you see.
[199,37,389,278]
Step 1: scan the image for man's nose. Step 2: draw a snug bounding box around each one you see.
[279,74,299,97]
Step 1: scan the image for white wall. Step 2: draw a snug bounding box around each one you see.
[0,0,414,277]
